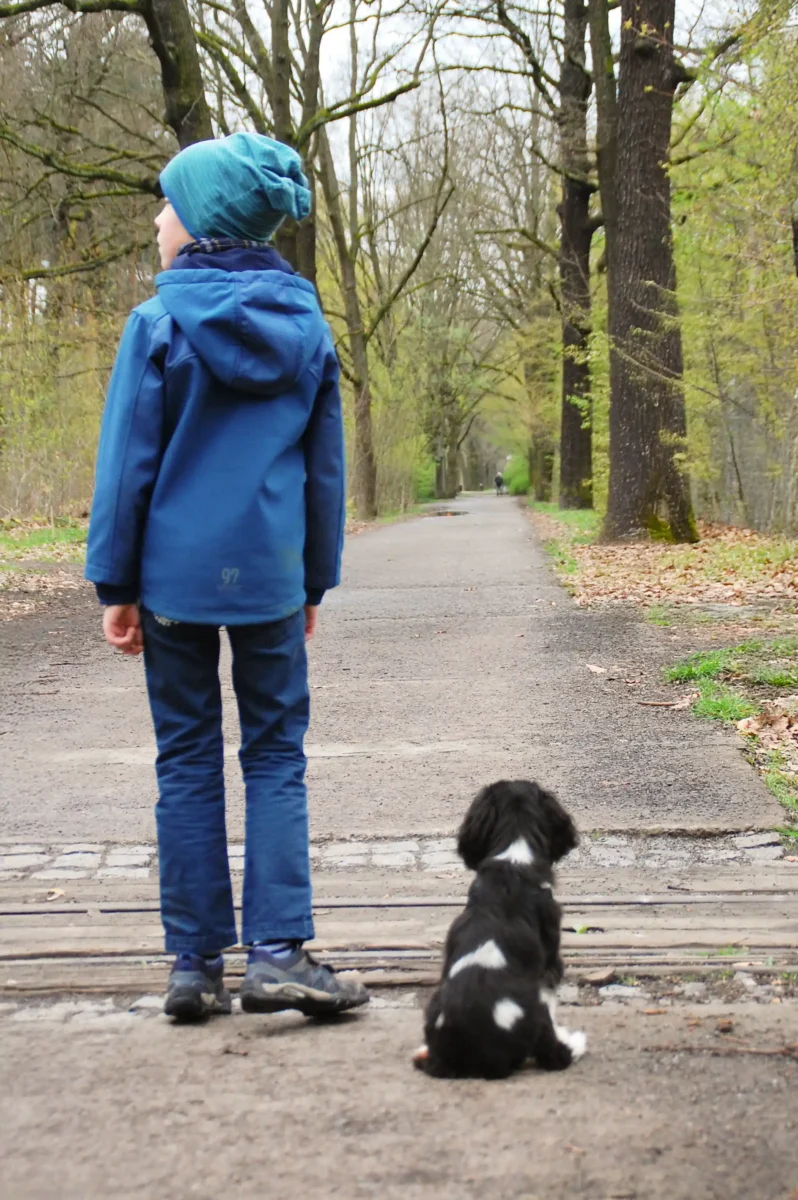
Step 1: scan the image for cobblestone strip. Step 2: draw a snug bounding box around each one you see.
[0,831,790,882]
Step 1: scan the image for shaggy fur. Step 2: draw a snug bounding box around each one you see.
[414,779,586,1080]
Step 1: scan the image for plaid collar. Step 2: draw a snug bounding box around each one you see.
[177,237,273,257]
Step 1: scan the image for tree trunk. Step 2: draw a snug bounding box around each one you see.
[317,129,378,519]
[267,0,318,283]
[601,0,697,542]
[444,437,460,499]
[557,0,594,510]
[275,167,317,286]
[529,438,554,502]
[143,0,213,148]
[588,0,619,285]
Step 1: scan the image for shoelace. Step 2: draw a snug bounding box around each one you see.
[303,950,336,975]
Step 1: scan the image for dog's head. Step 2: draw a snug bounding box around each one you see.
[456,779,578,870]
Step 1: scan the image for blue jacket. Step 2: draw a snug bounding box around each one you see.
[85,245,345,624]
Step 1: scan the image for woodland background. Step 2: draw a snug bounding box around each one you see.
[1,0,797,541]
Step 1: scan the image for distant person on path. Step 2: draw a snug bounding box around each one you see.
[85,134,368,1022]
[495,472,504,495]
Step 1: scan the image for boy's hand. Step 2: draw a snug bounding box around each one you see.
[103,604,143,656]
[304,604,319,641]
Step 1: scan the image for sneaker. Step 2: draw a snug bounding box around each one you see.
[164,952,232,1021]
[240,946,370,1017]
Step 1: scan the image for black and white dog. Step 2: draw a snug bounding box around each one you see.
[413,779,586,1079]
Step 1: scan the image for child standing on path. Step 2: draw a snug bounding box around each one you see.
[86,133,368,1021]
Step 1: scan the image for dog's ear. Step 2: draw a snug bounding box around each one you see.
[535,785,579,862]
[457,784,500,869]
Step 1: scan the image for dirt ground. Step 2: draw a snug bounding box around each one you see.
[0,997,796,1200]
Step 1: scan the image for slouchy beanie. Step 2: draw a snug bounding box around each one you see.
[159,133,312,241]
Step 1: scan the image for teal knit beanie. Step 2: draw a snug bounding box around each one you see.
[159,133,312,242]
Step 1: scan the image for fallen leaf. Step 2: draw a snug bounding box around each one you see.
[586,664,606,674]
[716,1018,734,1034]
[644,1008,669,1016]
[583,967,616,986]
[45,889,65,902]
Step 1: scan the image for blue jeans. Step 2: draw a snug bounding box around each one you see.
[141,607,314,954]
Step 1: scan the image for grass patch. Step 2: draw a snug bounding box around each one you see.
[645,603,675,626]
[691,681,758,722]
[666,649,735,682]
[761,758,798,821]
[528,501,600,544]
[665,638,798,690]
[543,538,579,577]
[748,663,798,687]
[669,641,798,834]
[0,518,87,565]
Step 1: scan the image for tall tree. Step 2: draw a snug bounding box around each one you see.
[556,0,595,508]
[590,0,697,541]
[317,5,450,518]
[0,0,212,149]
[489,0,596,508]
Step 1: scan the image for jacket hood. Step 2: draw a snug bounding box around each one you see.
[155,268,327,394]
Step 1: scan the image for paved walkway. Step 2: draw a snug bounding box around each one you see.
[0,494,781,844]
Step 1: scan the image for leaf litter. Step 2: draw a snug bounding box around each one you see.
[528,510,798,608]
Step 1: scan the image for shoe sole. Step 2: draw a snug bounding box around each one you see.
[164,985,232,1022]
[239,981,369,1017]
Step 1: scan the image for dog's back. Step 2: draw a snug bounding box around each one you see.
[415,780,586,1080]
[419,864,564,1078]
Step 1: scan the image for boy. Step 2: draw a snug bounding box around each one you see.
[86,133,368,1021]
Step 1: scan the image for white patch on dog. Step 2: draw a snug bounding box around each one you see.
[540,881,552,890]
[448,939,507,978]
[435,1011,445,1029]
[558,1028,587,1059]
[540,986,586,1059]
[493,837,534,865]
[493,998,524,1031]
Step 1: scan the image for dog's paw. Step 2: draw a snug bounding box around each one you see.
[561,1028,587,1060]
[412,1044,429,1066]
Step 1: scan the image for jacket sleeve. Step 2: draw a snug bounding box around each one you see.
[303,343,346,603]
[85,310,166,598]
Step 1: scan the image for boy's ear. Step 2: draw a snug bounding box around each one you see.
[457,784,499,869]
